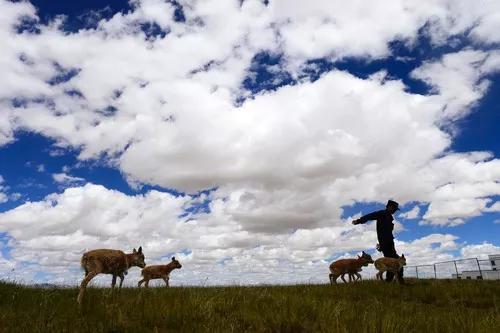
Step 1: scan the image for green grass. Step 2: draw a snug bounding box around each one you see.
[1,279,499,332]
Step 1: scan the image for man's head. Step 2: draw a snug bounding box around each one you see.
[386,200,400,214]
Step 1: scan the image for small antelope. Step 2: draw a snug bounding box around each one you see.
[345,267,362,282]
[329,251,374,284]
[77,247,146,303]
[374,254,406,283]
[138,257,182,287]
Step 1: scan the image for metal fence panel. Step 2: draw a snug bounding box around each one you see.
[454,258,483,279]
[478,259,492,271]
[403,266,418,278]
[415,265,435,279]
[434,261,458,279]
[403,257,499,280]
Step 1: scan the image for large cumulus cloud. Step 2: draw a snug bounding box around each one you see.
[0,0,499,284]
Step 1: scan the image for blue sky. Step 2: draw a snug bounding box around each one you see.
[0,0,499,285]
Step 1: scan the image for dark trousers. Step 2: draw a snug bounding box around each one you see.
[380,241,404,283]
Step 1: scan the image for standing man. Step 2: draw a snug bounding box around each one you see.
[352,200,404,283]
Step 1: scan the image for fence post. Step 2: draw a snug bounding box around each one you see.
[476,258,483,279]
[454,260,459,279]
[416,266,419,279]
[433,264,437,279]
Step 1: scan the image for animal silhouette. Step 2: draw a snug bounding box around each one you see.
[329,251,374,284]
[77,247,145,303]
[374,254,406,283]
[138,257,182,287]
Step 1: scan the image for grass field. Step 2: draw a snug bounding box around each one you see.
[1,279,499,332]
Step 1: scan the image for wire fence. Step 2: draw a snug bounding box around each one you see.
[403,256,500,280]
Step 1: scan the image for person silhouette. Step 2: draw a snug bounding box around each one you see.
[352,200,404,283]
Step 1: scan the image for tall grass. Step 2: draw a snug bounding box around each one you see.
[1,279,499,332]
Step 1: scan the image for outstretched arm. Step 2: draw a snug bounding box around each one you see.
[352,210,383,225]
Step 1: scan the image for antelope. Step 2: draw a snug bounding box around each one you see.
[77,247,146,303]
[138,257,182,287]
[329,251,374,284]
[374,254,406,283]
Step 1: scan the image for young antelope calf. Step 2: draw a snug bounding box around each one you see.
[329,251,374,284]
[77,247,146,303]
[374,254,406,283]
[138,257,182,287]
[345,267,363,282]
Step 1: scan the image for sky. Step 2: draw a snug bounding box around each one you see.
[0,0,499,286]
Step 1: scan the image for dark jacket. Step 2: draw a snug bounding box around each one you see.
[357,209,394,245]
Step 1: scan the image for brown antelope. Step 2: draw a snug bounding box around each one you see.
[374,254,406,283]
[138,256,182,287]
[77,247,146,303]
[329,251,374,284]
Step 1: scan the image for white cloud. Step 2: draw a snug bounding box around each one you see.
[0,255,16,281]
[423,198,491,226]
[0,0,500,284]
[0,175,9,203]
[0,0,497,228]
[269,0,500,69]
[400,206,420,219]
[461,243,500,259]
[52,172,85,186]
[411,49,500,122]
[9,193,22,202]
[484,201,500,212]
[0,183,486,285]
[0,184,363,284]
[0,184,190,284]
[396,233,459,265]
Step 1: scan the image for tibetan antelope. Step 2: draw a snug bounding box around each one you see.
[329,251,374,284]
[374,254,406,283]
[77,247,146,303]
[138,257,182,287]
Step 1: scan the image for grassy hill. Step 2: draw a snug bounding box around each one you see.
[1,279,499,332]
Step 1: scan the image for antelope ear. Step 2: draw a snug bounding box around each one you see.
[172,257,176,261]
[133,248,137,254]
[401,254,405,258]
[362,251,366,255]
[138,246,143,254]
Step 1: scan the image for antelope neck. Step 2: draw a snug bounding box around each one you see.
[125,253,134,269]
[165,262,176,273]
